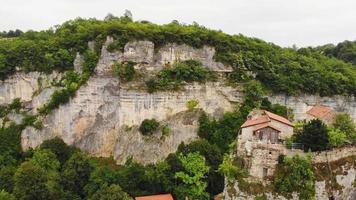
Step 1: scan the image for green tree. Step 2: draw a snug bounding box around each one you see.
[29,149,64,199]
[218,155,240,182]
[296,119,330,152]
[175,153,210,200]
[139,119,160,135]
[0,166,16,192]
[88,184,133,200]
[273,155,315,200]
[13,162,50,200]
[61,152,93,198]
[29,149,60,172]
[40,137,75,165]
[0,190,16,200]
[328,128,348,148]
[333,113,356,143]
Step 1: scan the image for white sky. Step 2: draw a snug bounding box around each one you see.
[0,0,355,47]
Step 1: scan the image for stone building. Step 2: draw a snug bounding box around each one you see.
[306,105,336,126]
[237,110,294,180]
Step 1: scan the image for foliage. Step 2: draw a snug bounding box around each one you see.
[161,125,171,137]
[177,140,224,195]
[273,155,315,200]
[61,152,93,198]
[0,124,22,165]
[113,61,137,82]
[40,137,76,165]
[295,119,330,152]
[139,119,160,135]
[13,162,50,200]
[0,166,16,192]
[0,17,355,95]
[38,48,98,115]
[218,155,240,182]
[316,40,356,65]
[333,113,356,143]
[175,153,210,200]
[198,111,243,153]
[146,60,217,93]
[88,184,133,200]
[261,98,293,120]
[0,190,16,200]
[0,98,22,118]
[328,128,348,148]
[186,99,199,110]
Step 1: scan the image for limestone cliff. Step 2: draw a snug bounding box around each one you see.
[0,37,355,167]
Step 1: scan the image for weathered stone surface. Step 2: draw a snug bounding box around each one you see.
[154,43,233,72]
[95,37,233,75]
[114,110,201,165]
[0,72,60,105]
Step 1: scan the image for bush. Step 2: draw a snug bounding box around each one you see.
[273,155,315,200]
[139,119,160,135]
[186,99,199,110]
[113,61,136,82]
[328,128,348,148]
[333,113,356,143]
[161,126,171,137]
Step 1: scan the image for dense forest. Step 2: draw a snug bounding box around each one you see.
[315,40,356,65]
[0,14,356,96]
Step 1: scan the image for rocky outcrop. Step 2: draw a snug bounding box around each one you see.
[114,110,201,165]
[95,36,233,75]
[20,37,239,164]
[0,71,60,105]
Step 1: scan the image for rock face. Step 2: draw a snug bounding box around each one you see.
[0,37,355,167]
[20,38,238,164]
[0,71,60,105]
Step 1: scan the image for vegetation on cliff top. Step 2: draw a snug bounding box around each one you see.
[0,14,356,96]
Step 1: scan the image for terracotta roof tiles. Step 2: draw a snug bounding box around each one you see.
[135,194,174,200]
[240,116,270,128]
[307,105,333,119]
[264,110,293,127]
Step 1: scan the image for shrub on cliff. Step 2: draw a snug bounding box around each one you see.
[146,60,217,93]
[139,119,160,135]
[113,61,137,82]
[273,155,315,200]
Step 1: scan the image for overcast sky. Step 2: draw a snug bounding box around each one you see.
[1,0,355,47]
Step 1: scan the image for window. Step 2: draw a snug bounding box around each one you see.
[263,168,268,178]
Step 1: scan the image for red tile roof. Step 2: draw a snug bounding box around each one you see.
[241,110,293,128]
[307,105,333,119]
[135,194,174,200]
[264,110,293,127]
[254,123,281,132]
[241,116,270,128]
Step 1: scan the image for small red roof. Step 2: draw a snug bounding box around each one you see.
[254,123,281,132]
[241,115,270,128]
[307,105,333,119]
[241,110,293,128]
[264,110,293,127]
[135,194,174,200]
